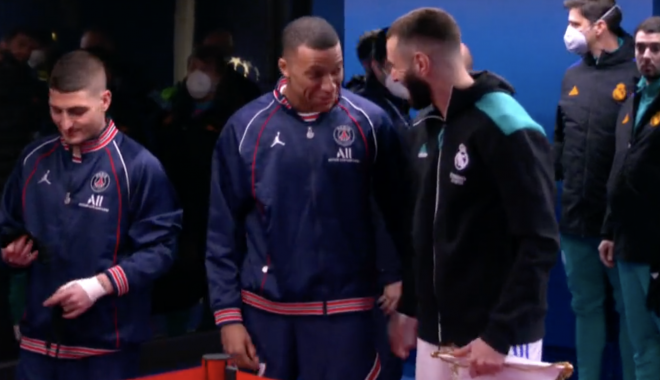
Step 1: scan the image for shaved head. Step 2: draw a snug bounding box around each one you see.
[49,50,107,94]
[461,43,473,70]
[281,16,340,56]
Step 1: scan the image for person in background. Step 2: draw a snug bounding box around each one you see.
[0,50,181,380]
[387,7,558,378]
[0,28,49,356]
[81,28,156,147]
[202,29,234,58]
[206,16,413,379]
[600,16,660,380]
[345,29,379,92]
[356,28,411,135]
[352,26,412,380]
[80,28,116,53]
[554,2,637,379]
[151,45,261,336]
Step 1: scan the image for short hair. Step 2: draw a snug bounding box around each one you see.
[387,8,461,52]
[372,28,388,64]
[564,0,622,32]
[357,30,379,62]
[188,45,227,74]
[282,16,340,53]
[635,16,660,36]
[49,50,107,93]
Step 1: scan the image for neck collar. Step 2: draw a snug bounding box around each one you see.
[273,77,339,122]
[61,120,118,163]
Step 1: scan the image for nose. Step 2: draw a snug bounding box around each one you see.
[321,75,336,93]
[644,48,653,59]
[59,115,74,131]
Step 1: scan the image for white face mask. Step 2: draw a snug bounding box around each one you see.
[564,26,589,55]
[385,74,410,99]
[564,5,620,56]
[186,70,213,99]
[28,50,46,68]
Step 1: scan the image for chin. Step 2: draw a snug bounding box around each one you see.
[60,134,85,145]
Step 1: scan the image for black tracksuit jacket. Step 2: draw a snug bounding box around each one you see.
[407,72,559,354]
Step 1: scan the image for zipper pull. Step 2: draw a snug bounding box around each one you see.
[306,126,314,139]
[64,192,71,205]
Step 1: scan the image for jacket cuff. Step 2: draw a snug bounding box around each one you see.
[214,307,243,327]
[104,266,129,296]
[379,271,401,287]
[480,322,511,355]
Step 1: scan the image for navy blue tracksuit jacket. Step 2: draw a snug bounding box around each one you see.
[0,121,182,359]
[206,80,412,326]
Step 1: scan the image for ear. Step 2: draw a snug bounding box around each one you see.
[370,60,379,75]
[595,19,608,35]
[100,89,112,112]
[278,58,289,78]
[413,52,431,76]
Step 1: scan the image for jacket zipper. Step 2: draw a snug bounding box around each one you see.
[433,128,444,344]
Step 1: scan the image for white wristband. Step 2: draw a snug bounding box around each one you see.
[76,277,107,303]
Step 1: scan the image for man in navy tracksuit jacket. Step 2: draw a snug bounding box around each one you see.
[206,16,413,380]
[0,51,182,380]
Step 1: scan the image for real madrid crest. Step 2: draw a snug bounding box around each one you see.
[90,171,110,193]
[333,125,355,147]
[652,112,660,127]
[612,83,627,102]
[454,144,469,171]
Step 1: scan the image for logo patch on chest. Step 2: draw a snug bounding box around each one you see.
[454,144,469,171]
[329,125,360,163]
[90,171,110,193]
[79,194,108,212]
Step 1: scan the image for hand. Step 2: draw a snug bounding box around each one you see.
[598,240,615,268]
[388,312,417,359]
[379,281,402,315]
[1,235,38,267]
[452,338,506,378]
[221,323,260,371]
[43,276,108,319]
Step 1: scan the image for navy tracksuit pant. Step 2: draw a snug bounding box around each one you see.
[243,305,382,380]
[16,347,140,380]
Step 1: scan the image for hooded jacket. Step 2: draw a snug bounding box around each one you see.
[409,72,559,354]
[554,33,638,237]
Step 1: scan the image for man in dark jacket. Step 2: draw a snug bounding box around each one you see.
[601,16,660,380]
[151,46,261,334]
[356,28,411,136]
[345,29,379,92]
[387,8,558,378]
[554,2,637,379]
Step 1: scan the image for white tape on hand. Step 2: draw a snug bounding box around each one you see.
[76,277,107,303]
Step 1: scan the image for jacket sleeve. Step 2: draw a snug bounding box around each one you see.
[553,105,565,181]
[103,153,182,296]
[477,126,560,354]
[206,121,251,327]
[372,112,417,317]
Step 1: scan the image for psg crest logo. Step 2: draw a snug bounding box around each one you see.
[90,171,110,193]
[333,125,355,147]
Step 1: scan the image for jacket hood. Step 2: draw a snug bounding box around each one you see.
[445,71,516,119]
[412,71,516,123]
[582,32,635,67]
